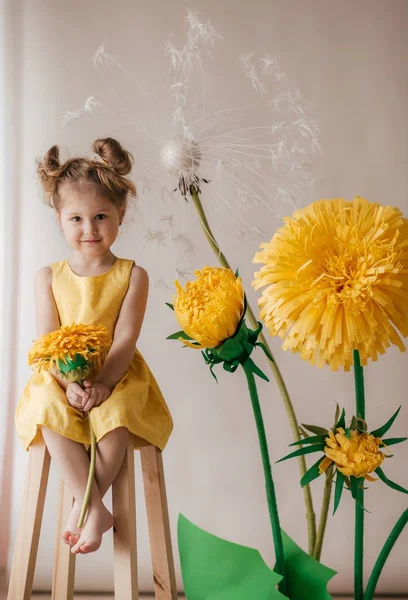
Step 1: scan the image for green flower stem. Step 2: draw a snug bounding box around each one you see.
[365,508,408,600]
[242,359,287,595]
[190,186,317,554]
[313,465,334,560]
[77,387,96,528]
[353,349,365,600]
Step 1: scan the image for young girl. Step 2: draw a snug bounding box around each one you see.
[15,137,173,555]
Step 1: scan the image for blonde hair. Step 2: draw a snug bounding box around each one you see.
[36,137,137,212]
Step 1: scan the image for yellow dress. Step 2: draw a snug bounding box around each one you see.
[15,258,173,451]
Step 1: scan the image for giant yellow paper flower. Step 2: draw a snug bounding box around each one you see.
[319,428,386,481]
[28,322,111,374]
[174,266,245,349]
[252,197,408,370]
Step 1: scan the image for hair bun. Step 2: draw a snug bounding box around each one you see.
[36,145,62,193]
[92,137,133,176]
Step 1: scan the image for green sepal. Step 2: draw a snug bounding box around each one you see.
[333,471,345,515]
[277,444,326,464]
[254,341,274,363]
[334,407,346,430]
[370,406,402,438]
[301,423,329,436]
[290,434,327,447]
[234,267,240,278]
[376,467,408,495]
[299,426,311,439]
[380,437,408,447]
[350,477,367,511]
[165,302,174,311]
[300,457,325,487]
[166,330,195,341]
[350,415,368,433]
[243,356,269,382]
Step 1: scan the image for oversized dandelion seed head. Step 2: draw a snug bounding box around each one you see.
[252,196,408,370]
[160,138,202,178]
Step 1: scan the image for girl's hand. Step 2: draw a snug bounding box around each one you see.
[82,382,111,412]
[66,382,90,411]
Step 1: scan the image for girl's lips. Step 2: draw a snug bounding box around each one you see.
[83,240,101,243]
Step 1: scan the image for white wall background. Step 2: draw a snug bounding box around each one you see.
[1,0,408,595]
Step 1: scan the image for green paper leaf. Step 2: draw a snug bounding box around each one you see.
[165,302,174,311]
[167,330,194,341]
[177,514,286,600]
[301,423,329,436]
[335,408,346,430]
[244,357,269,382]
[290,434,327,447]
[371,406,402,438]
[281,530,336,600]
[376,467,408,495]
[300,457,325,487]
[299,426,311,439]
[333,471,345,515]
[381,437,408,447]
[234,267,240,278]
[334,403,340,426]
[277,444,325,464]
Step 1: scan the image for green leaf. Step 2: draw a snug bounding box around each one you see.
[335,408,346,430]
[381,437,408,447]
[333,471,345,515]
[371,406,402,438]
[376,467,408,495]
[244,357,269,382]
[301,423,329,436]
[280,530,336,599]
[234,267,240,278]
[177,514,286,600]
[166,330,194,341]
[300,457,325,487]
[165,302,174,311]
[299,426,311,439]
[290,434,327,447]
[334,403,340,427]
[277,444,325,464]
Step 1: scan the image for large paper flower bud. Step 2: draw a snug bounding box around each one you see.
[174,266,245,349]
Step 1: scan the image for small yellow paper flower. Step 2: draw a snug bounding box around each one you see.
[319,428,385,481]
[174,266,245,349]
[252,197,408,370]
[28,323,111,374]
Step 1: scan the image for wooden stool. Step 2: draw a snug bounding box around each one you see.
[7,439,178,599]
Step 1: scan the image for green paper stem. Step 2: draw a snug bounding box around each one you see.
[353,349,365,600]
[241,359,287,595]
[77,396,96,528]
[190,186,317,555]
[313,465,334,560]
[365,508,408,600]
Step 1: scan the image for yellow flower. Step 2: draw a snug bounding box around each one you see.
[28,323,111,374]
[252,197,408,370]
[174,266,245,349]
[319,428,385,481]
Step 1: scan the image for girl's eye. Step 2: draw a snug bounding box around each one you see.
[95,214,106,220]
[71,216,81,222]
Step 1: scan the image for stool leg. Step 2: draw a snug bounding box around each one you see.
[140,445,178,600]
[51,479,76,599]
[7,442,50,600]
[112,439,138,600]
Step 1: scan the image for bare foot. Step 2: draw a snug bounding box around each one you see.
[71,504,113,555]
[62,501,82,546]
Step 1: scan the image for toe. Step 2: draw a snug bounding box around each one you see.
[62,530,71,544]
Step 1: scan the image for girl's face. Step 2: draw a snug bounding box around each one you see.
[57,183,125,257]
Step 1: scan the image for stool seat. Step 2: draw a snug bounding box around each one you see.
[7,439,178,599]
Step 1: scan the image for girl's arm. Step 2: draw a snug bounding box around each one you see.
[94,265,149,391]
[34,266,68,391]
